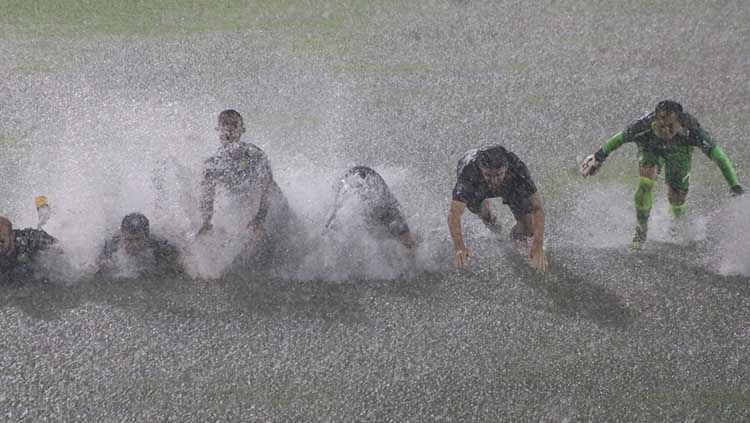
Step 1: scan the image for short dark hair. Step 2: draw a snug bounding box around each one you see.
[121,213,150,237]
[477,149,508,169]
[655,100,684,116]
[218,109,243,126]
[0,216,12,231]
[655,100,694,127]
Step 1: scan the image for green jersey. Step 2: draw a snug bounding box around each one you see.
[597,112,739,191]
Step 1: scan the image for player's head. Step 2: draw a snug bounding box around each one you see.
[120,212,150,254]
[0,216,17,257]
[477,149,508,188]
[655,100,683,116]
[654,100,684,141]
[216,109,245,142]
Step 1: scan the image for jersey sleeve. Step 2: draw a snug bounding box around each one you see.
[252,153,275,225]
[597,113,652,160]
[507,154,538,198]
[19,229,57,253]
[199,158,219,225]
[708,145,740,187]
[452,163,479,204]
[451,182,473,204]
[685,123,739,187]
[623,113,654,142]
[689,126,717,157]
[600,132,625,156]
[35,230,57,250]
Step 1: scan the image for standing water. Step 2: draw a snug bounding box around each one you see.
[1,1,749,420]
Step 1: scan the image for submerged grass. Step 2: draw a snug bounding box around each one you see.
[2,0,403,78]
[0,134,16,146]
[701,388,750,408]
[0,0,378,37]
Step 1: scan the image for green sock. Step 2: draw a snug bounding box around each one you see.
[634,177,656,226]
[670,202,687,219]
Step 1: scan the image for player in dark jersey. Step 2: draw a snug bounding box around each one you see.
[0,216,58,282]
[97,213,182,277]
[580,100,744,249]
[448,146,548,270]
[325,166,416,249]
[197,109,296,267]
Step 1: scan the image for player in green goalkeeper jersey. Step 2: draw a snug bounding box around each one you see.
[580,100,744,249]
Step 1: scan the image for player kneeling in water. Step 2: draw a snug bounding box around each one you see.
[580,100,744,249]
[97,213,182,277]
[0,215,59,282]
[447,146,548,270]
[325,166,416,250]
[197,109,297,268]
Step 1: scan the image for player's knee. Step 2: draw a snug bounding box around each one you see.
[637,176,656,191]
[639,165,658,179]
[668,196,686,206]
[667,186,687,205]
[635,177,656,202]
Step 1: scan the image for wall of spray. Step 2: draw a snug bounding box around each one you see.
[1,44,450,282]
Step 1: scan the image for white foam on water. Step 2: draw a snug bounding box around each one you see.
[715,196,750,276]
[562,183,634,249]
[278,163,447,281]
[6,97,222,280]
[5,93,449,282]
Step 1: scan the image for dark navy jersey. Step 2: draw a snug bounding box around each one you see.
[200,140,287,226]
[621,112,716,156]
[328,166,410,238]
[97,233,181,276]
[202,141,273,195]
[452,146,537,215]
[0,228,57,280]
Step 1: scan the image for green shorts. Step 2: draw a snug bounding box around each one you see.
[637,146,693,192]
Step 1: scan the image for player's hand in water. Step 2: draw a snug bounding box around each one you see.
[579,152,604,177]
[529,244,548,271]
[453,247,471,268]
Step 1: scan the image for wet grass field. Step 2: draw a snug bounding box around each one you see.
[2,242,749,421]
[2,1,750,421]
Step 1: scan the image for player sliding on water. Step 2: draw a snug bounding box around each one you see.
[197,109,296,268]
[448,146,548,271]
[326,166,417,250]
[97,213,183,277]
[580,100,744,249]
[0,214,58,283]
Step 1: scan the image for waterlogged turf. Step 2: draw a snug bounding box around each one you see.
[1,1,749,421]
[0,0,368,36]
[1,241,748,421]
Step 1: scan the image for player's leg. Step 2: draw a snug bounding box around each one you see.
[507,197,534,251]
[662,149,692,240]
[632,157,659,249]
[663,148,692,220]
